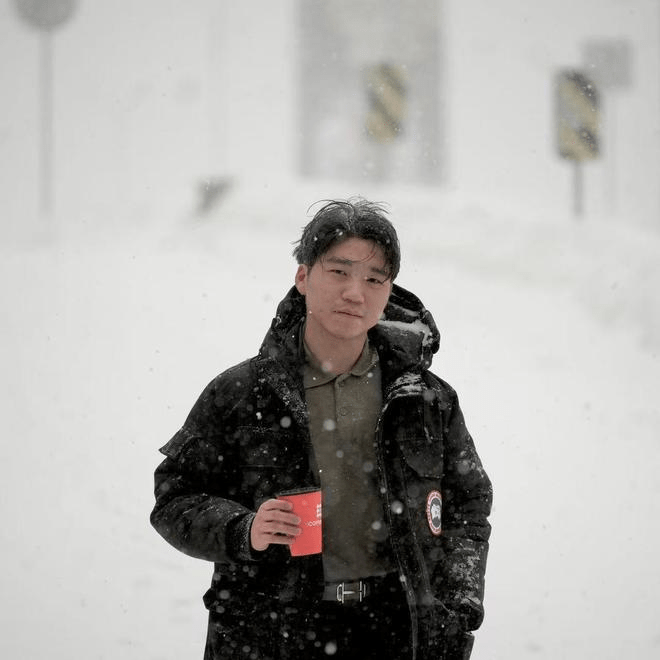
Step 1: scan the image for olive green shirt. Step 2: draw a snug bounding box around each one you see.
[303,338,395,581]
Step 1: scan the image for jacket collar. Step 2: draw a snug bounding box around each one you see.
[256,284,440,401]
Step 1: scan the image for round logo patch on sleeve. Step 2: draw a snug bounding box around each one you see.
[426,490,442,536]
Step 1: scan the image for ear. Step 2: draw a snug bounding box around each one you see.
[295,264,308,295]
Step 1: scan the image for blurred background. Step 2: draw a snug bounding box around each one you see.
[2,0,659,233]
[1,1,659,659]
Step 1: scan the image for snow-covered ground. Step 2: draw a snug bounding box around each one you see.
[2,180,660,659]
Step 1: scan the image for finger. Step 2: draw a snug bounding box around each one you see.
[251,524,299,550]
[257,502,297,520]
[256,505,300,526]
[255,515,301,536]
[261,511,301,527]
[259,499,294,513]
[265,520,302,535]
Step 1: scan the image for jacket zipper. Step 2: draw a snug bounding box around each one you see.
[375,394,420,659]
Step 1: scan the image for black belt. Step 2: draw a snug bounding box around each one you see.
[322,573,401,605]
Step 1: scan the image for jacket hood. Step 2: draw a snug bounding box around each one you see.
[258,284,441,377]
[373,284,441,372]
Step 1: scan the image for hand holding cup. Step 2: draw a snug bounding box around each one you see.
[250,499,301,551]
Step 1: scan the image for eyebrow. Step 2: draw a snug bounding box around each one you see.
[325,256,389,277]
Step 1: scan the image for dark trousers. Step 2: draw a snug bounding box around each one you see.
[204,573,411,660]
[282,575,411,659]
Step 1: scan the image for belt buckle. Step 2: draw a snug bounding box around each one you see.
[336,580,366,604]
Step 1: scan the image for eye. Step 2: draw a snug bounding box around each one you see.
[366,276,385,285]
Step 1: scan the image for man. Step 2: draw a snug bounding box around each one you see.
[151,199,492,660]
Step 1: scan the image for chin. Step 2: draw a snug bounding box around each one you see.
[328,320,370,340]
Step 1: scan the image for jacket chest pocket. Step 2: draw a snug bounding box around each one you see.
[388,399,444,479]
[397,434,444,494]
[396,435,445,543]
[386,400,445,538]
[236,428,303,504]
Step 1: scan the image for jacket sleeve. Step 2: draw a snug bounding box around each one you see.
[436,387,492,632]
[149,378,257,564]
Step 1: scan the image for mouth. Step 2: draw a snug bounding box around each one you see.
[335,310,362,318]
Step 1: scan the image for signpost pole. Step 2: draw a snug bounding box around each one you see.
[555,69,600,219]
[12,0,77,220]
[574,161,583,217]
[40,31,53,215]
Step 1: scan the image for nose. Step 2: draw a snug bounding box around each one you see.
[342,276,365,303]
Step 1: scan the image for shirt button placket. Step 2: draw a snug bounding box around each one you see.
[335,376,349,436]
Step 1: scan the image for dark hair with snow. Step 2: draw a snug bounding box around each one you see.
[293,198,401,280]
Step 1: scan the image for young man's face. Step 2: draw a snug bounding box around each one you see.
[295,237,393,346]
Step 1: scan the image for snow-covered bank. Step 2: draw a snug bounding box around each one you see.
[1,184,659,659]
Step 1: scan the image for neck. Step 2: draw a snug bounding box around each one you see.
[303,326,366,375]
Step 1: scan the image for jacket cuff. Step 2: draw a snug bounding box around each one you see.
[226,512,260,562]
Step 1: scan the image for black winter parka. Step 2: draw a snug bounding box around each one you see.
[151,285,492,660]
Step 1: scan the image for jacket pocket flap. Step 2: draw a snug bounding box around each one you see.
[397,435,443,477]
[159,427,195,459]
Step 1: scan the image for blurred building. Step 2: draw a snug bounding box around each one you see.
[299,0,443,184]
[1,0,660,233]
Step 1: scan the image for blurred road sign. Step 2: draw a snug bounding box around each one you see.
[365,63,408,142]
[583,39,632,90]
[556,69,600,161]
[13,0,77,31]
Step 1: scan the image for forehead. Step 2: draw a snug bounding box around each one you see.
[322,237,387,269]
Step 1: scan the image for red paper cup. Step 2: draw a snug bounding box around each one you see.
[277,488,322,556]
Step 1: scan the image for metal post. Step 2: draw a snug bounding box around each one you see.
[40,31,53,216]
[574,160,583,218]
